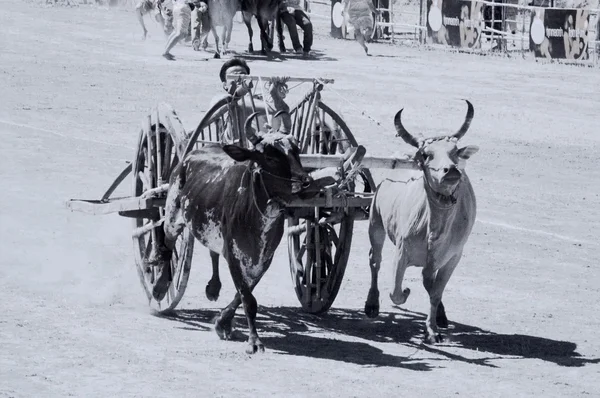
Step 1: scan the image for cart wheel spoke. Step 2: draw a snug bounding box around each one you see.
[287,99,374,315]
[132,103,194,314]
[326,224,340,248]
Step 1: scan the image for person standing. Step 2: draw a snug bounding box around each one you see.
[342,0,380,55]
[276,0,313,56]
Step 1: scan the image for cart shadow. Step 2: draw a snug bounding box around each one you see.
[227,49,338,62]
[160,306,599,369]
[371,54,408,59]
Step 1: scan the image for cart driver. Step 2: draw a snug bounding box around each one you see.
[210,59,292,142]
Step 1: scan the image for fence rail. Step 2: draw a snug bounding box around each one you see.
[310,0,598,66]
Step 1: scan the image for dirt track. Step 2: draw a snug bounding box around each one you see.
[1,2,600,397]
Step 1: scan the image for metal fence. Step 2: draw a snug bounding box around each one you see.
[310,0,599,66]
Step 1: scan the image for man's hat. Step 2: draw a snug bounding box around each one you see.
[219,58,251,83]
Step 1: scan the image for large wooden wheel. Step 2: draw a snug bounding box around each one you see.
[184,95,249,154]
[287,100,375,314]
[131,103,194,314]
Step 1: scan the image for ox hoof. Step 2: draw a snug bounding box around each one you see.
[213,52,221,59]
[424,326,444,345]
[424,333,444,345]
[205,278,222,302]
[215,319,234,340]
[246,339,265,354]
[260,49,268,56]
[436,302,449,329]
[364,289,380,318]
[389,288,410,306]
[248,44,254,53]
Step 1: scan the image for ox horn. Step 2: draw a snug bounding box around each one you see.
[393,108,420,148]
[452,100,474,140]
[273,110,290,134]
[244,112,263,146]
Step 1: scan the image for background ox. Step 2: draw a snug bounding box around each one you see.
[364,100,480,344]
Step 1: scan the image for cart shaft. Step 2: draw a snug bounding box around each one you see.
[299,154,418,170]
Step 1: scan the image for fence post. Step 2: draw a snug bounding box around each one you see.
[419,0,426,44]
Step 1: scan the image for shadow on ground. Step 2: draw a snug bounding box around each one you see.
[160,306,599,369]
[227,49,338,62]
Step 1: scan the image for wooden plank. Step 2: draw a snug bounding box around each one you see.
[286,195,373,208]
[299,154,418,170]
[65,197,165,215]
[226,74,334,84]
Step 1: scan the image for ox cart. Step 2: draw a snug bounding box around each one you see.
[66,75,418,315]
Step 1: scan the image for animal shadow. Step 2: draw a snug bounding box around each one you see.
[390,308,599,368]
[162,306,430,370]
[161,306,599,369]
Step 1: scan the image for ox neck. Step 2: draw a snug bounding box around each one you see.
[422,176,460,212]
[248,165,286,219]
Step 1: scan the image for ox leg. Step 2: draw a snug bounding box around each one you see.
[365,206,385,318]
[205,250,222,301]
[211,26,221,58]
[239,283,264,354]
[389,243,411,306]
[223,247,269,354]
[222,22,233,55]
[256,18,271,55]
[214,292,241,340]
[243,12,254,53]
[422,254,460,344]
[213,279,264,354]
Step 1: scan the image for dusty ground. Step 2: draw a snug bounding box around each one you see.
[1,2,600,397]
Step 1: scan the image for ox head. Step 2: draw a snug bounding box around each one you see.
[394,100,479,203]
[222,112,315,201]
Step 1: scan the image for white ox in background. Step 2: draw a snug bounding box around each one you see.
[364,100,479,344]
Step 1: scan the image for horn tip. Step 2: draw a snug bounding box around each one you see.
[393,108,404,121]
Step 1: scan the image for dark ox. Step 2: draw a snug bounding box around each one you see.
[240,0,280,54]
[155,113,314,354]
[364,100,479,344]
[193,0,276,56]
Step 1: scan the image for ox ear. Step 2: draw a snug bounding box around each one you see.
[222,145,257,162]
[457,145,479,159]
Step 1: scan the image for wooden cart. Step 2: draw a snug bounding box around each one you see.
[66,75,417,315]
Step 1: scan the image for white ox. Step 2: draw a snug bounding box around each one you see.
[364,100,479,344]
